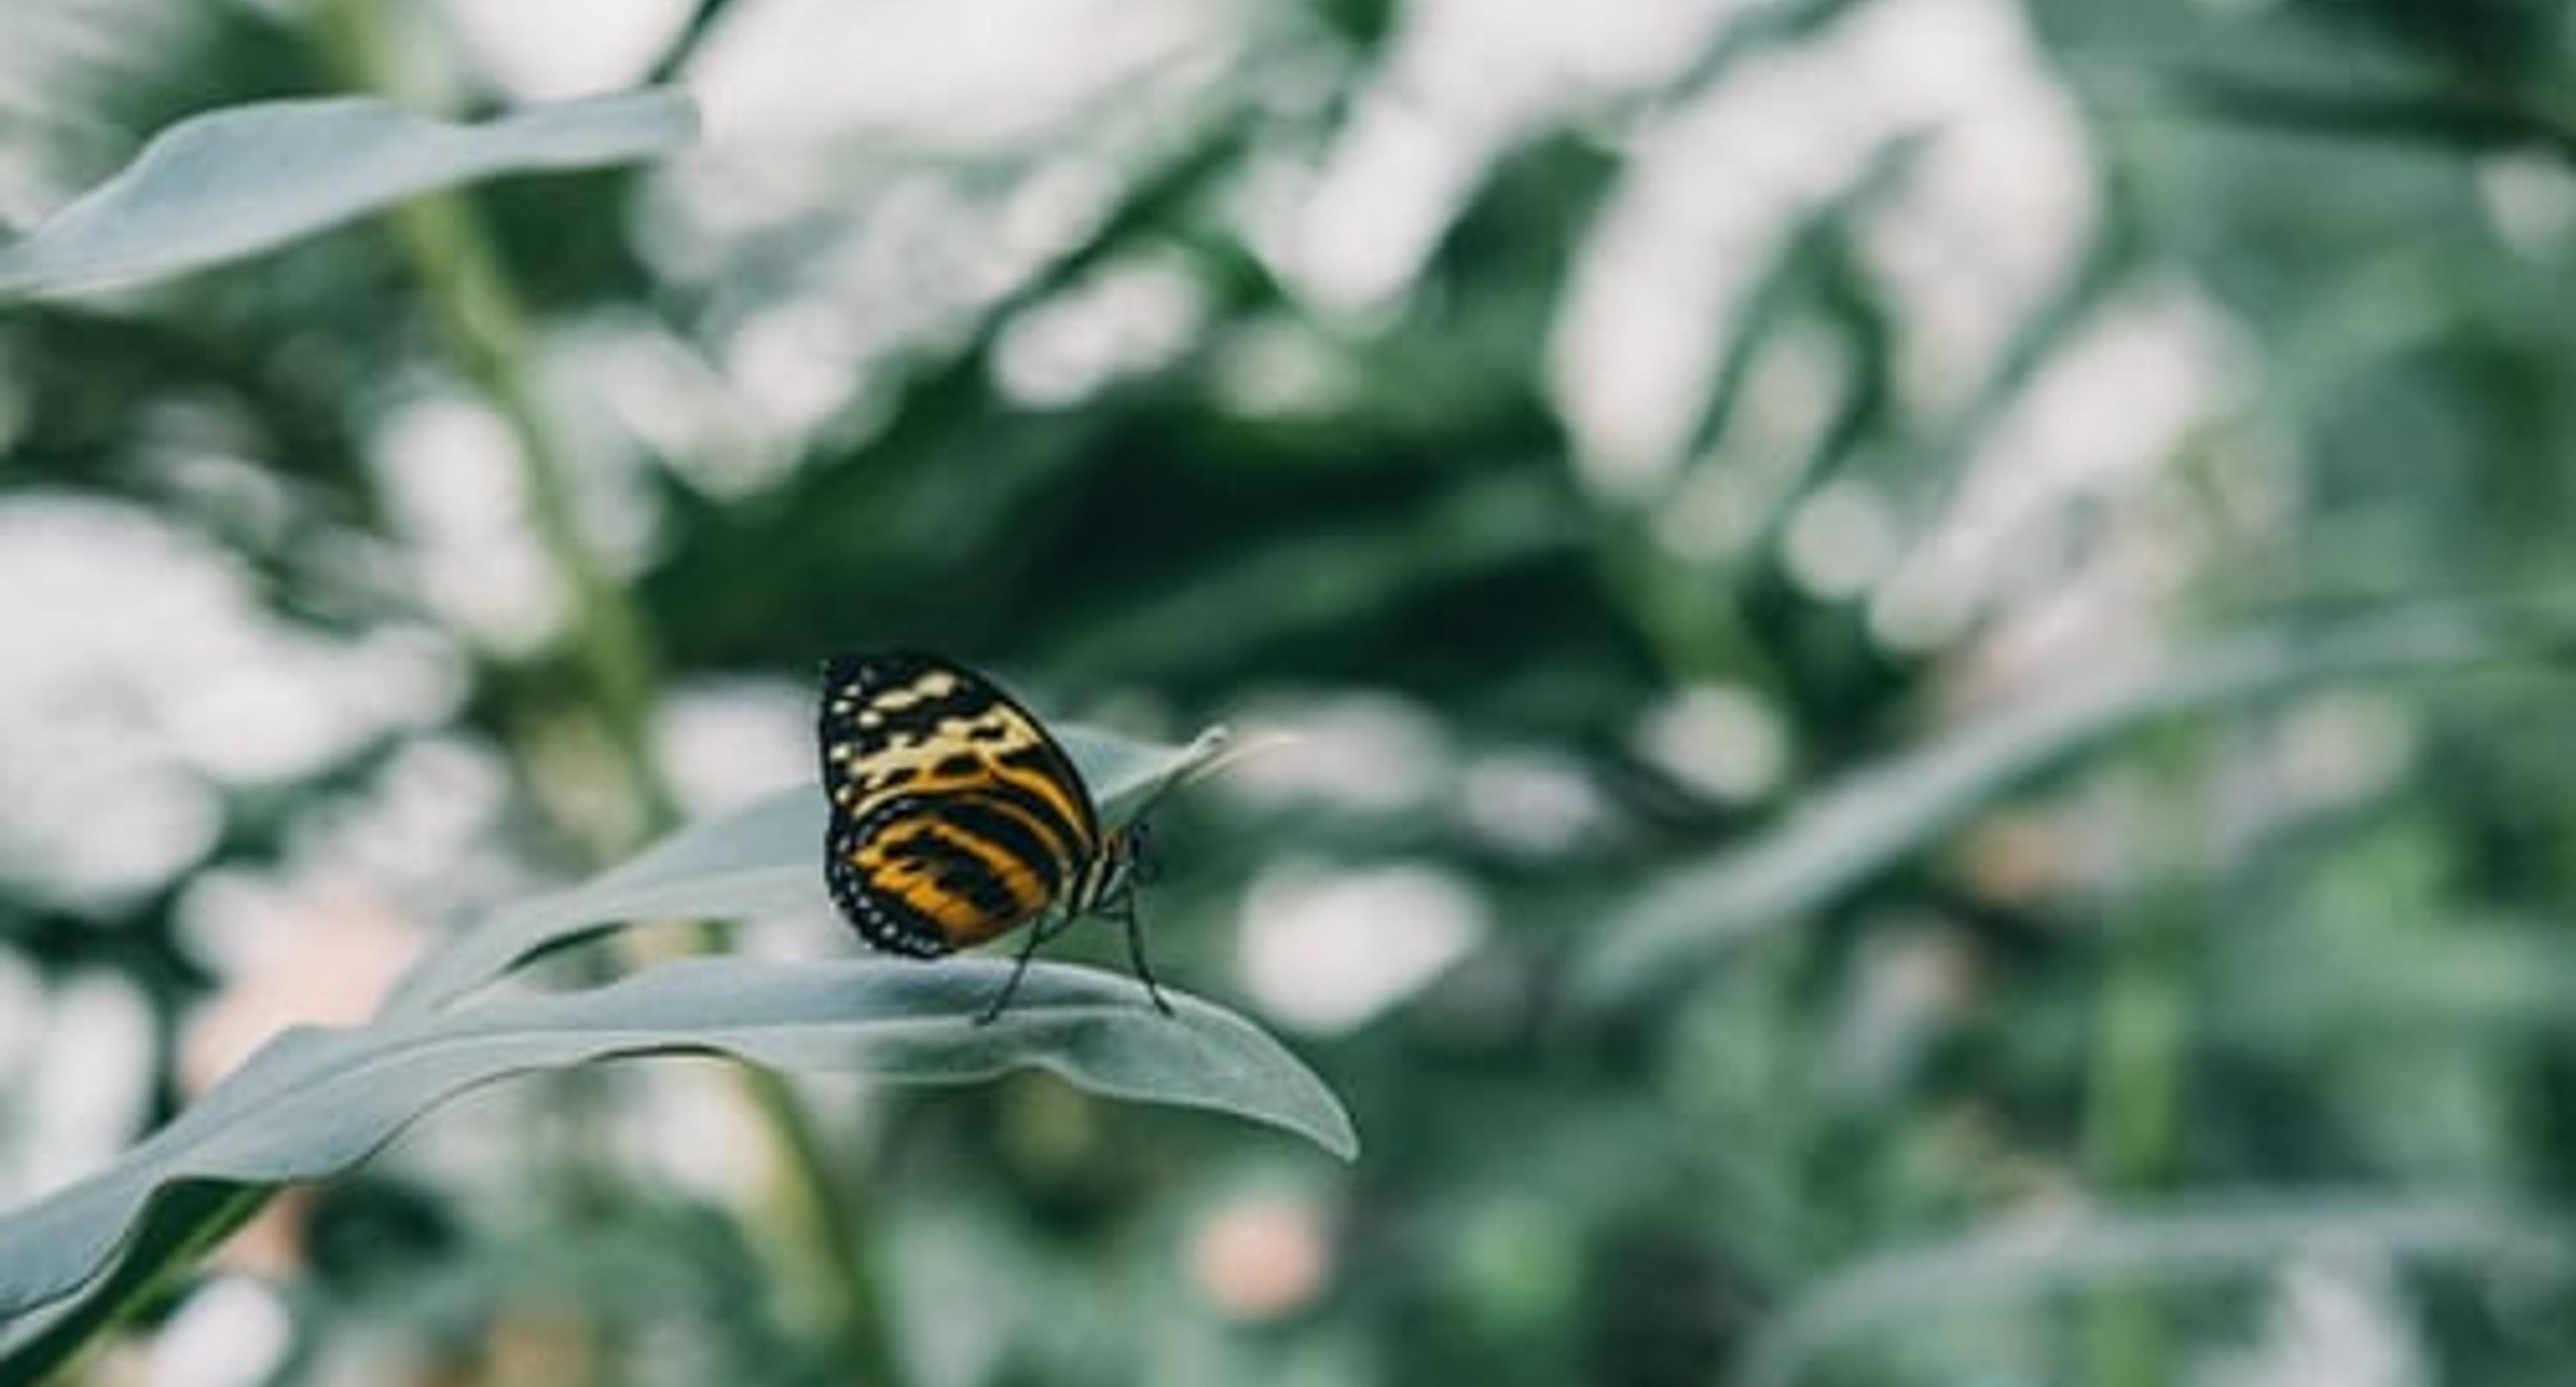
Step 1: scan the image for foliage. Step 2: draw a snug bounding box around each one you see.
[0,695,1336,1381]
[0,92,696,299]
[3,0,2576,1384]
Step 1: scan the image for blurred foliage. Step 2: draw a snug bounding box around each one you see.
[4,0,2576,1384]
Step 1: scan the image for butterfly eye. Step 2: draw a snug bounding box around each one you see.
[1127,823,1163,887]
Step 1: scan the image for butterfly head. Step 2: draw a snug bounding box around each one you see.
[1078,820,1156,915]
[1124,820,1163,889]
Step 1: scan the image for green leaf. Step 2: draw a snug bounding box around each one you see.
[0,90,698,300]
[0,954,1355,1350]
[1576,604,2561,1005]
[0,719,1315,1378]
[380,724,1228,1017]
[0,1184,267,1387]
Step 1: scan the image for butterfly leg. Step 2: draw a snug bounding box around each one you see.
[1119,899,1174,1017]
[976,918,1054,1026]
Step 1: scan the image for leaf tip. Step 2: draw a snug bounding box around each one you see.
[1320,1115,1363,1162]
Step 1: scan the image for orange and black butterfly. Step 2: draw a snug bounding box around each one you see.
[817,651,1165,1021]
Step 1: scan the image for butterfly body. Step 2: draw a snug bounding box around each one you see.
[818,651,1163,1016]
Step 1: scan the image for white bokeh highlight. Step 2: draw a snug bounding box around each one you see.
[1869,281,2241,656]
[439,0,693,101]
[1552,0,2096,496]
[0,500,464,907]
[146,1277,293,1387]
[1238,858,1487,1033]
[1633,681,1791,803]
[5,970,154,1202]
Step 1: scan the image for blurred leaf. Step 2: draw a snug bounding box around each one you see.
[0,952,1354,1359]
[1577,604,2567,1006]
[382,723,1230,1017]
[0,89,697,299]
[2296,0,2571,80]
[1739,1195,2576,1387]
[0,1183,266,1387]
[1043,468,1583,685]
[2156,66,2576,160]
[0,720,1287,1379]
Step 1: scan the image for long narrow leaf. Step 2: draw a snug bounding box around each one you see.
[0,1184,266,1387]
[0,954,1354,1346]
[1577,605,2562,1005]
[0,90,698,299]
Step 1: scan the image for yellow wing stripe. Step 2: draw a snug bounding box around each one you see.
[849,818,1051,946]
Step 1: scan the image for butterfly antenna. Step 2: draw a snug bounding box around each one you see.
[1172,727,1303,799]
[1098,725,1264,827]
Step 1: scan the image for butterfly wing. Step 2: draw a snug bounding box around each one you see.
[818,652,1102,954]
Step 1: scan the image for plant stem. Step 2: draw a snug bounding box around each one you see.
[301,11,907,1383]
[739,1068,902,1378]
[2079,738,2199,1387]
[647,0,749,87]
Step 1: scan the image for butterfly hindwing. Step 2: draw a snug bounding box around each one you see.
[827,791,1067,952]
[818,652,1102,954]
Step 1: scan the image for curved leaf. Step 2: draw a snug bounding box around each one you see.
[1575,605,2556,1006]
[0,90,698,300]
[0,1184,265,1387]
[383,724,1227,1017]
[0,954,1354,1341]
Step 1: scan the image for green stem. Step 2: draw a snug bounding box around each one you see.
[2078,740,2199,1387]
[301,10,906,1383]
[396,196,675,816]
[739,1068,902,1380]
[647,0,749,86]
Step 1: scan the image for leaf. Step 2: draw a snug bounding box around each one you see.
[1575,604,2561,1005]
[380,724,1229,1017]
[0,1184,266,1387]
[0,954,1355,1347]
[2155,66,2576,162]
[0,90,698,300]
[1738,1195,2576,1387]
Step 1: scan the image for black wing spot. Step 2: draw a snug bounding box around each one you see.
[938,796,1069,895]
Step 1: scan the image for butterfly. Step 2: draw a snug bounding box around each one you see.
[817,651,1167,1022]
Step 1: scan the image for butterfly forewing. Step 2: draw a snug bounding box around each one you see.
[819,653,1102,954]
